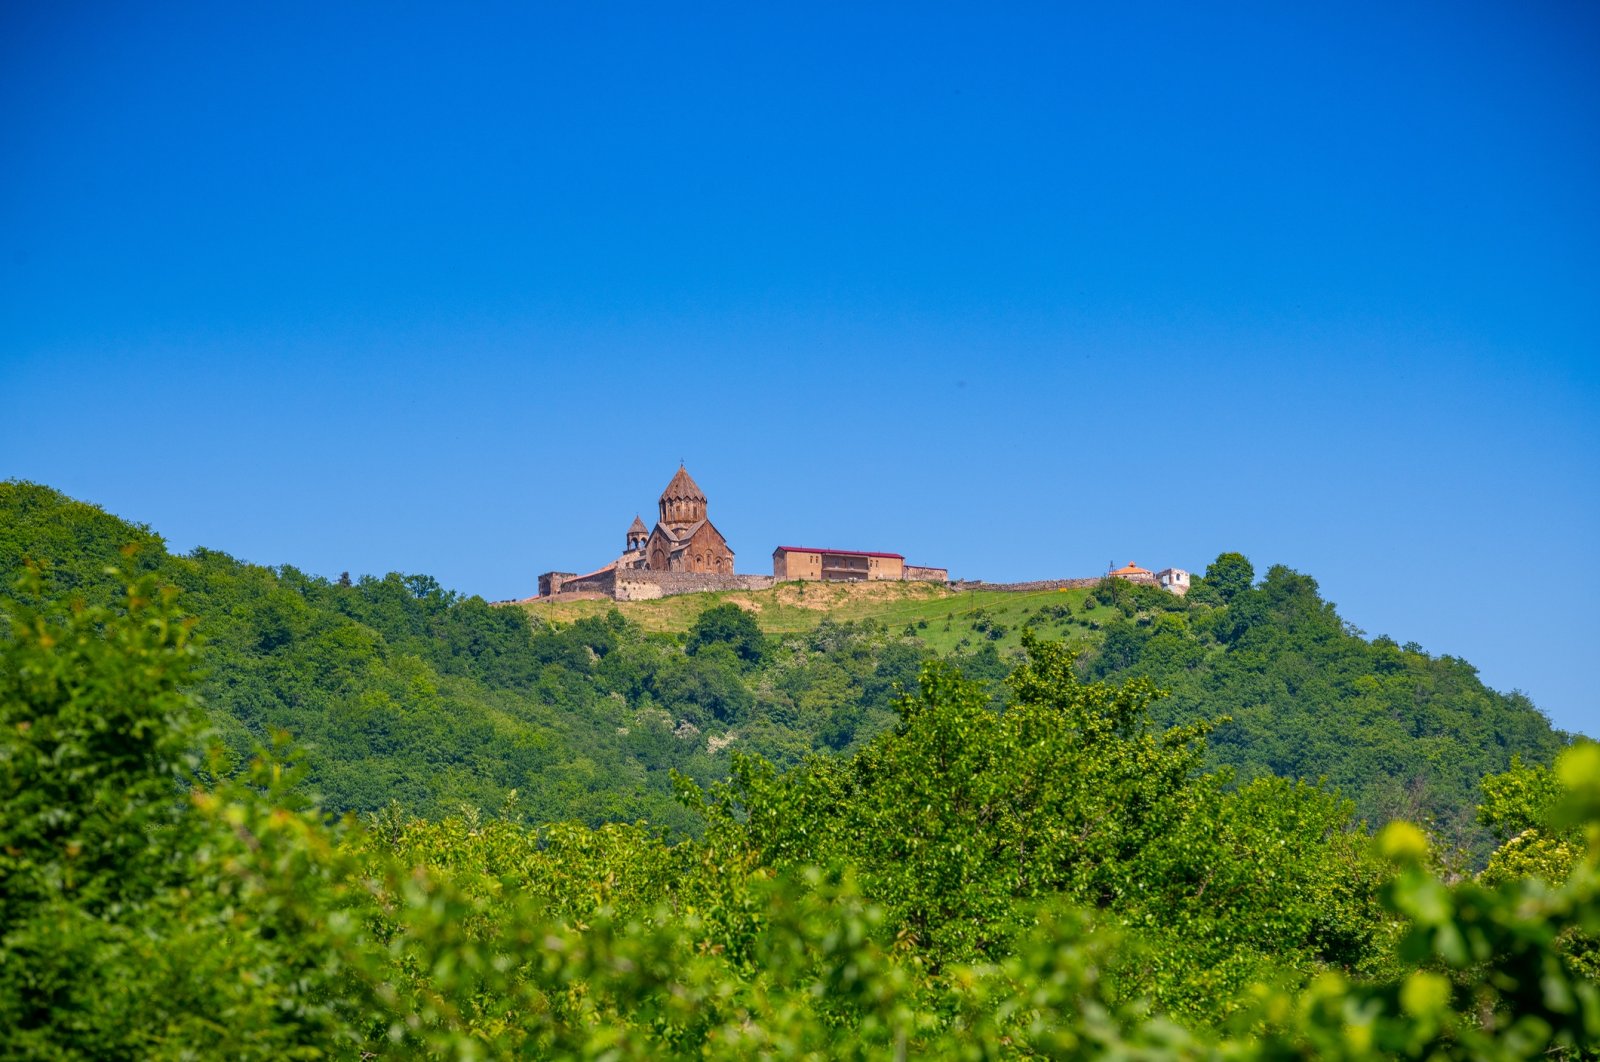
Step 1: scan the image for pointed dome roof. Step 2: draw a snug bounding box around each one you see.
[628,514,648,535]
[659,464,706,503]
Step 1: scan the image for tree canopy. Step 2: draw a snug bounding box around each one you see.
[3,567,1596,1057]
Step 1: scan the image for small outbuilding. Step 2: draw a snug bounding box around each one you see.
[1155,568,1191,596]
[1107,561,1157,586]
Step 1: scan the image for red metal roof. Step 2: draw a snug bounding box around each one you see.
[773,546,905,560]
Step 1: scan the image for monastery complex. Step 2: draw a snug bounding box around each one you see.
[535,466,946,602]
[532,466,1187,603]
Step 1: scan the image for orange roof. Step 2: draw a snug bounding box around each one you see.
[1108,561,1153,577]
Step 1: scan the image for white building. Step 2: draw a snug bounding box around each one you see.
[1156,567,1190,596]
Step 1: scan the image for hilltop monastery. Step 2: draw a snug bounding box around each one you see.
[532,466,1188,604]
[536,466,947,601]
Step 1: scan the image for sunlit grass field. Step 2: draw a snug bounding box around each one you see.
[520,580,1114,657]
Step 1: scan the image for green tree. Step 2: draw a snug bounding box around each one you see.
[686,601,765,665]
[1200,550,1256,603]
[655,645,754,726]
[0,567,200,926]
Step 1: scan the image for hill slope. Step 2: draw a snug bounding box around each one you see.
[1,481,1568,852]
[527,578,1096,655]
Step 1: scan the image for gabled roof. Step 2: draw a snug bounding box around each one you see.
[773,546,905,560]
[649,519,699,544]
[666,521,704,553]
[650,518,734,555]
[566,560,619,582]
[1108,561,1153,577]
[659,464,706,503]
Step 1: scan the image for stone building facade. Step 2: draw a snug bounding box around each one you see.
[534,467,947,601]
[1156,567,1191,595]
[642,466,735,574]
[1109,561,1189,596]
[771,546,948,584]
[539,466,738,598]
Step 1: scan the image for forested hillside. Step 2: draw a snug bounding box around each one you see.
[0,482,945,836]
[0,481,1568,855]
[532,563,1569,852]
[1077,564,1566,848]
[4,567,1596,1057]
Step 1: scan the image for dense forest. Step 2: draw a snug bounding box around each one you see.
[3,549,1596,1057]
[0,482,1567,858]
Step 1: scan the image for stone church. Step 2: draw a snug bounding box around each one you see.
[626,465,735,574]
[537,466,746,598]
[533,465,946,601]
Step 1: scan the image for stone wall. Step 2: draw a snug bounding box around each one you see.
[538,571,578,596]
[902,565,948,582]
[612,570,776,601]
[547,569,777,602]
[948,577,1101,593]
[549,569,608,595]
[530,589,612,602]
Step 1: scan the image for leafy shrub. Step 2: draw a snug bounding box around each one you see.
[687,602,765,665]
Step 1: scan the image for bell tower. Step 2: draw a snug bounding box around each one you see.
[625,515,648,552]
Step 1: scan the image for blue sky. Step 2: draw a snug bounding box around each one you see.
[2,3,1596,736]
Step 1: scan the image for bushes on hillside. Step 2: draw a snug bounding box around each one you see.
[4,575,1599,1057]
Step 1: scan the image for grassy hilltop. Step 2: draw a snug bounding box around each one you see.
[524,579,1101,656]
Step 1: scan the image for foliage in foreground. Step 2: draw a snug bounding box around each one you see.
[2,572,1597,1058]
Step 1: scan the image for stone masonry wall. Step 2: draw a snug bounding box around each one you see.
[544,569,778,601]
[612,571,776,601]
[948,577,1101,593]
[538,571,578,596]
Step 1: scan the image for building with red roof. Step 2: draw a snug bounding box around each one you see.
[772,546,946,583]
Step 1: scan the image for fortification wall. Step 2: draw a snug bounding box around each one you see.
[530,589,613,602]
[538,571,578,596]
[902,565,948,582]
[612,571,776,601]
[949,577,1101,593]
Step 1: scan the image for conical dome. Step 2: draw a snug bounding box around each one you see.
[658,465,708,529]
[659,465,706,504]
[624,513,650,552]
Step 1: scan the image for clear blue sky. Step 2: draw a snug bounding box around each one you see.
[2,3,1596,736]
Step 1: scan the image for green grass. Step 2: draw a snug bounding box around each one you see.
[520,581,1113,657]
